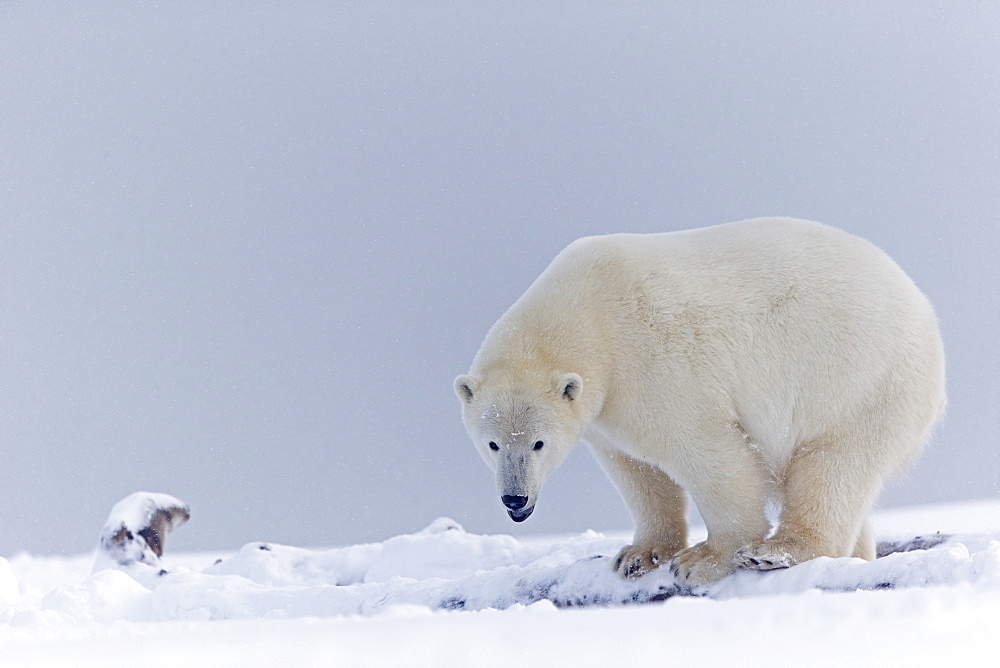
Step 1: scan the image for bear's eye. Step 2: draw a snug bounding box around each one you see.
[489,441,499,451]
[533,440,544,451]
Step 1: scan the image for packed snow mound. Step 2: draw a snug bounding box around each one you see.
[3,506,1000,625]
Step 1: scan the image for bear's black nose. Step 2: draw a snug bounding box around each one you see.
[501,495,529,511]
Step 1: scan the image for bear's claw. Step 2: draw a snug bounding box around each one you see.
[612,542,678,579]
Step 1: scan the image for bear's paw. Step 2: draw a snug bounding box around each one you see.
[612,542,679,579]
[733,536,815,572]
[669,542,736,586]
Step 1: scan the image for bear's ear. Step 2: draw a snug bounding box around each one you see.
[454,374,479,403]
[555,372,583,402]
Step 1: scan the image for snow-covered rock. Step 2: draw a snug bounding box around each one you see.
[93,492,190,580]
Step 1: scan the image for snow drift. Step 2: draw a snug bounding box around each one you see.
[2,496,999,665]
[1,494,999,627]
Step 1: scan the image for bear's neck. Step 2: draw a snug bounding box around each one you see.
[474,267,617,391]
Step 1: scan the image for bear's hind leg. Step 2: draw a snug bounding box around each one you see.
[734,432,885,571]
[852,517,875,560]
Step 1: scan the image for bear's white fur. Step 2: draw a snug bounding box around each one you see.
[455,218,945,585]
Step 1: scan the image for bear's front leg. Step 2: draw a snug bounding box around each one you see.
[667,429,772,586]
[585,435,688,579]
[667,517,770,586]
[668,499,770,586]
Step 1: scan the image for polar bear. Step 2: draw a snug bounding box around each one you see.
[454,218,945,585]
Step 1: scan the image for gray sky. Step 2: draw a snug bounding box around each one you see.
[1,2,997,556]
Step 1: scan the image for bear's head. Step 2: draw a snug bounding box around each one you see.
[453,368,585,522]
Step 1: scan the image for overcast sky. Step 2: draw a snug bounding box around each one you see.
[1,2,997,556]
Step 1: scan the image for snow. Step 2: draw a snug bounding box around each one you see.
[2,499,1000,666]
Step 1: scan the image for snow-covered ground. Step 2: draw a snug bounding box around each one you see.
[2,498,999,666]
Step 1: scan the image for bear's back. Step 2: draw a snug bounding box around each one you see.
[561,218,943,451]
[560,218,931,323]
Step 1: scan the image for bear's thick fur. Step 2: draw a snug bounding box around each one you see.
[454,218,945,585]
